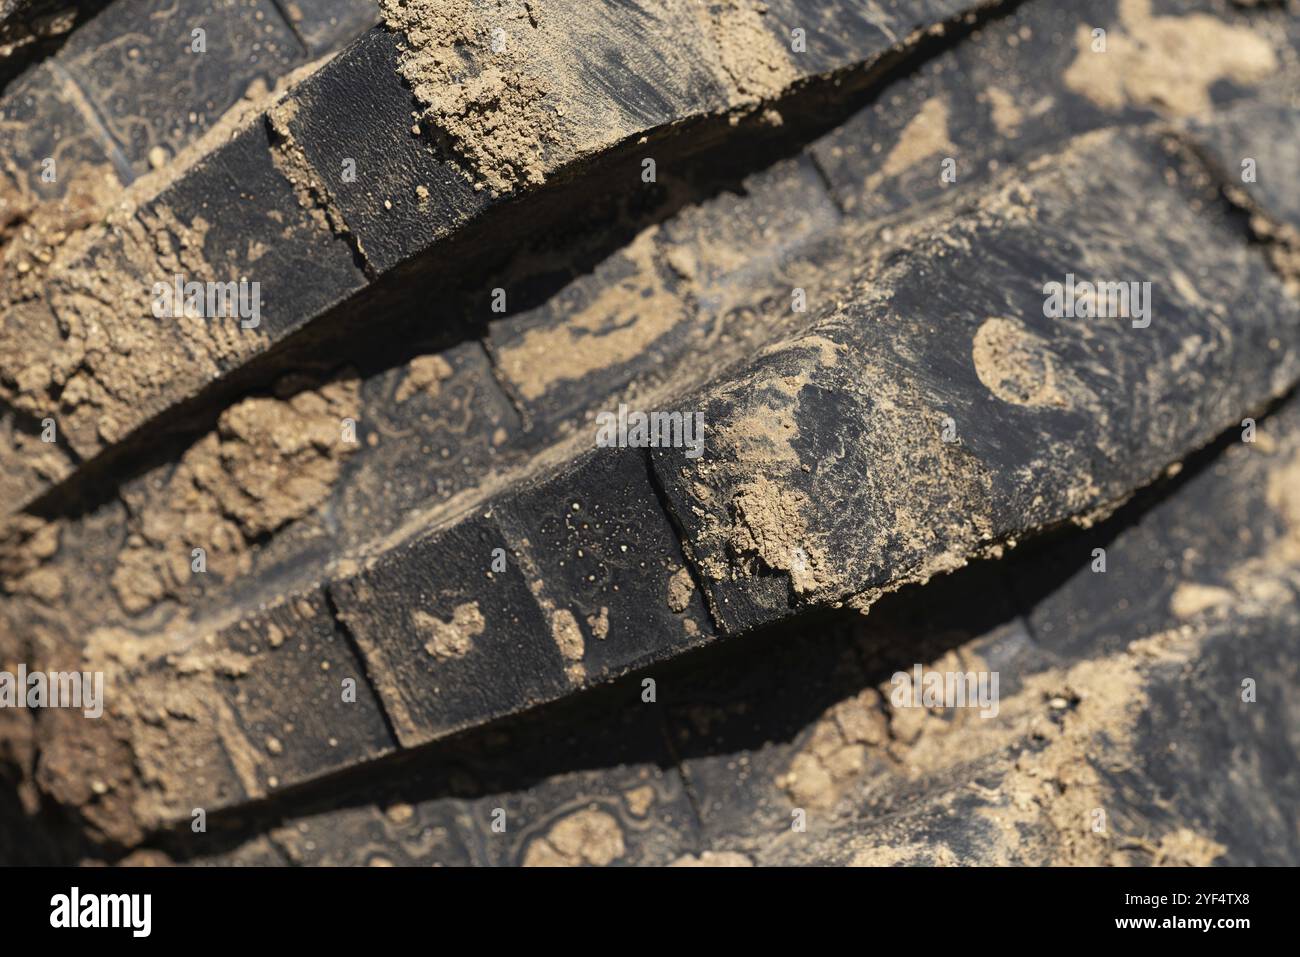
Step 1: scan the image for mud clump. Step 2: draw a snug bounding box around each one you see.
[671,851,753,867]
[702,0,796,102]
[268,98,360,248]
[984,86,1023,137]
[0,203,268,462]
[111,373,360,614]
[731,474,828,595]
[416,602,485,659]
[527,579,585,677]
[622,784,653,816]
[778,688,889,809]
[205,374,361,537]
[971,317,1070,408]
[380,0,569,193]
[522,806,625,866]
[1063,0,1277,117]
[0,514,62,603]
[395,354,454,402]
[586,606,609,639]
[666,565,694,613]
[1169,582,1234,620]
[550,608,584,667]
[381,0,799,194]
[38,617,315,847]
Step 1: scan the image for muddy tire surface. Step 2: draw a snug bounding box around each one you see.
[1,0,1299,868]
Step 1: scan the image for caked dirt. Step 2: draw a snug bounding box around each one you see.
[379,0,802,193]
[2,0,1298,865]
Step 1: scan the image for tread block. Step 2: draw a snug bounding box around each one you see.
[208,687,699,865]
[0,60,117,200]
[496,447,716,684]
[273,26,486,274]
[537,0,733,129]
[808,0,1276,219]
[266,794,478,866]
[760,0,983,75]
[1008,400,1300,664]
[0,0,1091,519]
[328,514,571,748]
[1186,102,1300,234]
[1125,617,1300,866]
[757,605,1300,866]
[60,0,304,178]
[652,128,1300,634]
[37,226,195,457]
[809,50,986,217]
[204,585,398,794]
[667,565,1020,846]
[408,0,732,172]
[334,340,525,547]
[116,585,396,825]
[138,118,368,340]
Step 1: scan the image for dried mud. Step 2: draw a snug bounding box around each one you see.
[380,0,800,193]
[2,0,1298,866]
